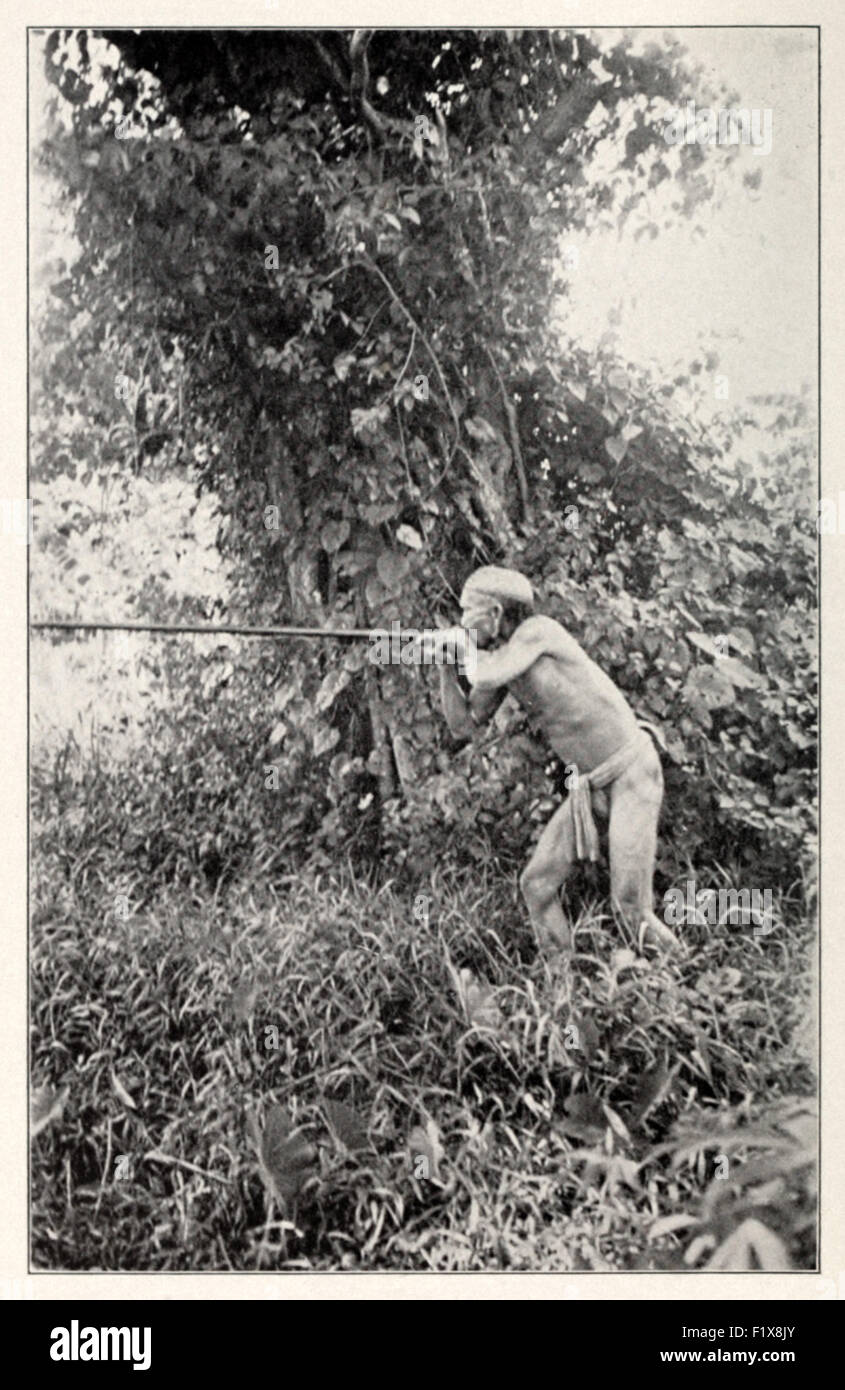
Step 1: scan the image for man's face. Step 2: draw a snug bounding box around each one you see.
[460,600,500,648]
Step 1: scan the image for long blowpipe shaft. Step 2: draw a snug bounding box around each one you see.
[30,619,376,640]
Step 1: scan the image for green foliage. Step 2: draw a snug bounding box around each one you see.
[32,644,367,897]
[645,1097,816,1270]
[30,865,814,1270]
[34,28,814,885]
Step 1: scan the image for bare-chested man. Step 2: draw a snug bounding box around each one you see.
[434,566,681,957]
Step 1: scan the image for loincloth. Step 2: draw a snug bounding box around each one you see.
[568,727,654,862]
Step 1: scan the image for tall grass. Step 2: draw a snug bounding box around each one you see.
[31,843,815,1271]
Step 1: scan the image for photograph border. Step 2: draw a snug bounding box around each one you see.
[5,0,837,1302]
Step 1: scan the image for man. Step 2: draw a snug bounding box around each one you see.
[435,566,681,957]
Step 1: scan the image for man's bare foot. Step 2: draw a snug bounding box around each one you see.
[533,928,572,983]
[640,917,684,957]
[536,925,572,955]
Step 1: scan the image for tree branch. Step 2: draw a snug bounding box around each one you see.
[349,30,386,136]
[311,36,349,96]
[362,256,461,463]
[547,31,566,93]
[485,345,530,522]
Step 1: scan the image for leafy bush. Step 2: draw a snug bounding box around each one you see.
[34,28,817,886]
[645,1096,816,1270]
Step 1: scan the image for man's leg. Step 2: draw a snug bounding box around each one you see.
[520,800,577,952]
[607,746,682,954]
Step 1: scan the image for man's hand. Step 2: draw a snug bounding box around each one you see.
[417,625,474,668]
[465,617,549,690]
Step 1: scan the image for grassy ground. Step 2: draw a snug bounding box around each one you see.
[31,857,816,1272]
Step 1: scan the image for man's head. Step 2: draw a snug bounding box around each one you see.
[459,566,534,647]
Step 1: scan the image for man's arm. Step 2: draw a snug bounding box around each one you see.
[439,664,508,740]
[439,663,473,741]
[469,683,509,725]
[465,618,551,691]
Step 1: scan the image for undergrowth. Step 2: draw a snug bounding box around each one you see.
[31,860,815,1272]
